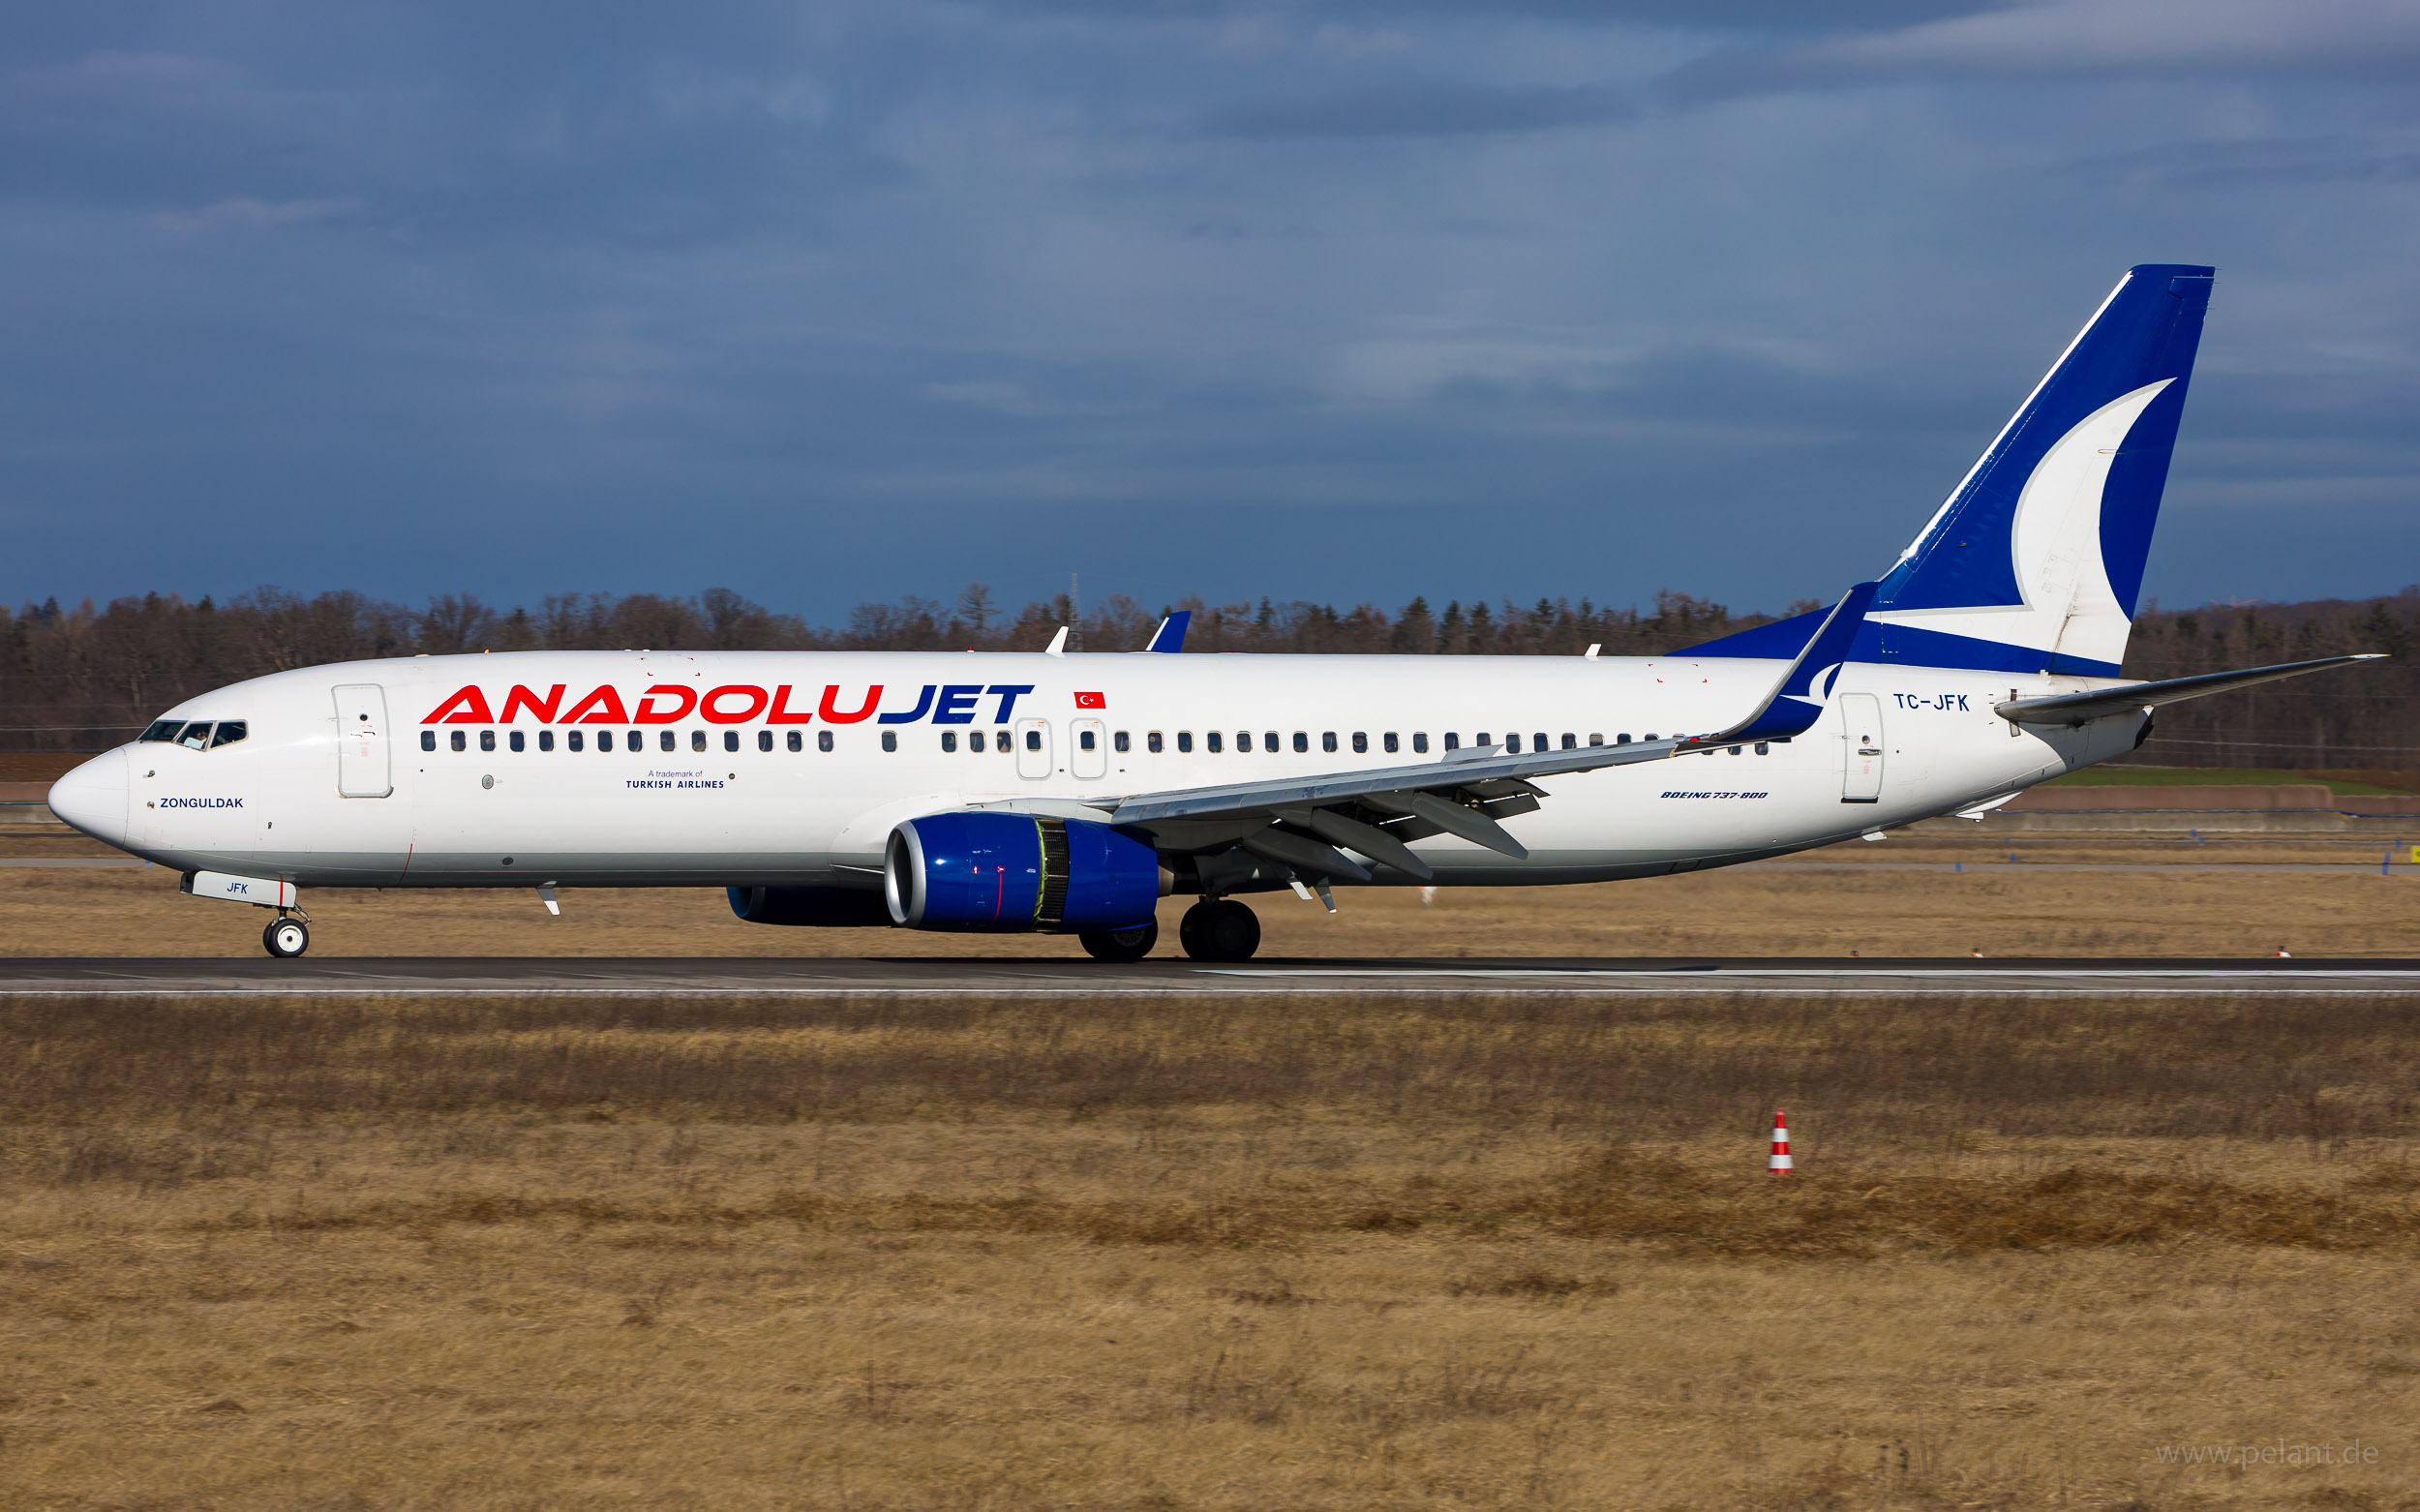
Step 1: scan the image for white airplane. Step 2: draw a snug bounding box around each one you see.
[47,263,2378,961]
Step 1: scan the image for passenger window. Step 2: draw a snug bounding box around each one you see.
[1350,732,1365,754]
[1537,732,1552,751]
[1113,731,1130,753]
[139,720,183,743]
[450,730,466,752]
[626,729,641,749]
[1079,730,1097,751]
[568,730,585,752]
[758,730,772,752]
[1207,732,1223,753]
[179,723,213,750]
[1412,733,1428,754]
[1588,734,1603,746]
[942,731,957,752]
[969,731,984,753]
[1236,732,1252,752]
[1380,733,1395,753]
[1506,734,1521,754]
[1443,734,1459,751]
[1560,733,1574,749]
[1178,732,1194,753]
[509,731,525,752]
[819,731,834,752]
[1618,734,1631,743]
[1025,730,1042,751]
[684,730,701,752]
[540,731,556,751]
[1320,732,1336,753]
[480,730,497,752]
[1297,732,1312,754]
[1147,732,1163,753]
[1755,741,1770,755]
[420,730,437,752]
[1476,733,1491,749]
[1645,733,1657,741]
[1266,731,1281,753]
[724,731,740,752]
[210,721,248,748]
[787,731,802,752]
[882,731,898,752]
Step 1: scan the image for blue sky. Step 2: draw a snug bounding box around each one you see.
[7,0,2420,620]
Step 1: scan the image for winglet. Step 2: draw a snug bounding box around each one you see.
[1142,611,1191,653]
[1701,581,1878,744]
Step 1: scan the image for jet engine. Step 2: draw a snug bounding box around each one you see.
[885,812,1163,932]
[726,886,893,927]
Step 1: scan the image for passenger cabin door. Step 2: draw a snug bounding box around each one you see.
[1839,692,1884,803]
[334,684,393,798]
[1070,717,1107,780]
[1014,717,1052,780]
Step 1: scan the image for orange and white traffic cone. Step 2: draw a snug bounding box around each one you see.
[1768,1108,1794,1175]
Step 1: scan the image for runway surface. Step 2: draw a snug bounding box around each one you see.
[1,955,2416,996]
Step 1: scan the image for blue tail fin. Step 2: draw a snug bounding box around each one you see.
[1694,264,2213,676]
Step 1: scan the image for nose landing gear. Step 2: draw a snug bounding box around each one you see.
[262,913,310,959]
[1178,898,1260,962]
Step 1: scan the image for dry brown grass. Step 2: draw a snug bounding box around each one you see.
[5,986,2420,1508]
[5,832,2420,957]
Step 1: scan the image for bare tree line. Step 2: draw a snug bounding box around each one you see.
[2115,590,2420,771]
[1,583,2411,770]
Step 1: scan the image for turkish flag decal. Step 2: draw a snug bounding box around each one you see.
[1074,691,1106,709]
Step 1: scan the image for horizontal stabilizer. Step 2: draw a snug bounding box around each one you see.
[1995,654,2385,727]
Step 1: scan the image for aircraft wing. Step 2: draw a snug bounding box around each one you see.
[1994,653,2385,727]
[1084,583,1878,879]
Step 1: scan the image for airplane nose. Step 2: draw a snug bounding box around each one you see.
[48,749,130,848]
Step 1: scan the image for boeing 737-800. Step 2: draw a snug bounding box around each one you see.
[45,264,2380,960]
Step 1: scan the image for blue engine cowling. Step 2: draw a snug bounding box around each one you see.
[885,812,1163,932]
[727,886,893,927]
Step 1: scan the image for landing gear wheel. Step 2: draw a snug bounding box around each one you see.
[1179,899,1260,962]
[263,917,310,959]
[1079,922,1159,962]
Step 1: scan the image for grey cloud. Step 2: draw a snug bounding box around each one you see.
[996,0,1994,34]
[2065,136,2420,188]
[1660,0,2420,102]
[6,0,2420,618]
[1200,80,1630,138]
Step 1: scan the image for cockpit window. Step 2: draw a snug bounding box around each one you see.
[139,720,185,742]
[208,720,247,748]
[177,722,213,750]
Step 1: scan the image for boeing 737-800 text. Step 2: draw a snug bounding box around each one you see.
[45,265,2380,960]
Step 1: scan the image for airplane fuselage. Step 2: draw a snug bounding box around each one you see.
[58,649,2141,892]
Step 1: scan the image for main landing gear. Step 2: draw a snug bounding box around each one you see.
[1078,922,1159,962]
[1179,898,1260,962]
[262,913,310,959]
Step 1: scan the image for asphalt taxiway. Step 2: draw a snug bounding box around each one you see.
[0,956,2414,996]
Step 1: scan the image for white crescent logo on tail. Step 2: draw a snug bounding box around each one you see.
[1871,378,2171,668]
